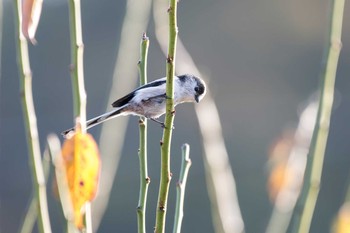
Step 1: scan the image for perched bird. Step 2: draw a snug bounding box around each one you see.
[62,74,206,136]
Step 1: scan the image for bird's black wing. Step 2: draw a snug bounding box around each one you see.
[135,79,166,91]
[111,92,136,108]
[111,78,167,108]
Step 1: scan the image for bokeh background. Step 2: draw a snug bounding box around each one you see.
[1,0,350,232]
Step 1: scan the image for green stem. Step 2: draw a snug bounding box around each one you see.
[173,144,192,233]
[14,0,52,232]
[290,0,345,232]
[137,33,150,233]
[20,148,51,233]
[93,0,152,230]
[68,0,90,230]
[155,0,178,232]
[20,197,38,233]
[68,0,87,132]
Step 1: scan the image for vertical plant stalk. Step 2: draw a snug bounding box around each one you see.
[68,0,87,132]
[136,33,150,233]
[153,1,245,232]
[155,0,178,232]
[68,0,90,230]
[92,1,152,230]
[14,0,52,232]
[291,0,345,232]
[173,144,192,233]
[20,147,52,233]
[20,198,39,233]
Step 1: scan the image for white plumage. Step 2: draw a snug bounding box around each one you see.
[62,74,206,136]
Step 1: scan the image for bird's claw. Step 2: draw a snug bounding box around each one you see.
[149,118,174,130]
[160,123,175,130]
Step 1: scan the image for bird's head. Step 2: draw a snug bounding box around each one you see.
[177,74,207,103]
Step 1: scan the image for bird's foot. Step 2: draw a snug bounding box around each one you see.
[149,118,174,129]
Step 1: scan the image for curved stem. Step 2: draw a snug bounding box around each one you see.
[290,0,345,232]
[14,0,52,232]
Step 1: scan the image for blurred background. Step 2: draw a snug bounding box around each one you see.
[1,0,350,232]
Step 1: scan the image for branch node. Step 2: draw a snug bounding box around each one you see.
[158,204,165,212]
[69,64,75,73]
[166,56,173,63]
[142,32,148,40]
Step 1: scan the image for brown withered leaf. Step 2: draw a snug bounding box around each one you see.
[22,0,43,43]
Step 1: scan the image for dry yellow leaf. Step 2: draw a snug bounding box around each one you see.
[335,203,350,233]
[61,131,100,229]
[268,163,290,201]
[267,131,294,202]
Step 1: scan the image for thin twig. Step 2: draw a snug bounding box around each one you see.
[20,146,52,233]
[20,198,38,233]
[92,1,152,230]
[68,0,87,132]
[155,0,178,232]
[290,0,345,232]
[136,33,150,233]
[14,0,52,232]
[68,0,91,230]
[173,144,192,233]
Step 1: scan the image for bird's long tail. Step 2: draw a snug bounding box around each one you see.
[61,108,124,137]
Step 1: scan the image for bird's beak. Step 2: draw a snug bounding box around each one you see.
[195,95,200,103]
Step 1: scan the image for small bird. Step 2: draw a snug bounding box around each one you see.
[62,74,206,136]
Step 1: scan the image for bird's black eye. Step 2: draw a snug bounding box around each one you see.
[195,84,205,95]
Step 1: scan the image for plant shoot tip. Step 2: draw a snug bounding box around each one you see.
[142,32,149,41]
